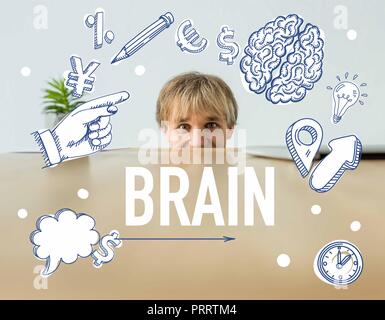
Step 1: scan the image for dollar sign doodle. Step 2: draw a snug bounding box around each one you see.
[91,230,122,268]
[217,26,240,65]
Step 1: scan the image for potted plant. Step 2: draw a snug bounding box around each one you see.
[42,78,85,127]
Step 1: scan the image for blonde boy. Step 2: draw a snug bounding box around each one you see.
[156,72,238,148]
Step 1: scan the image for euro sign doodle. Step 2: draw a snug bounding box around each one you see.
[176,19,208,54]
[217,25,239,65]
[65,55,100,98]
[91,230,122,268]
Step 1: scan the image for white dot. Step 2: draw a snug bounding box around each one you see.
[20,67,31,77]
[350,220,361,232]
[105,30,115,43]
[277,254,291,268]
[77,188,89,199]
[135,65,146,76]
[85,15,95,26]
[311,204,322,215]
[347,29,357,40]
[17,208,28,219]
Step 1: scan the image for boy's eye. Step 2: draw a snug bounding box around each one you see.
[205,122,219,130]
[177,123,190,131]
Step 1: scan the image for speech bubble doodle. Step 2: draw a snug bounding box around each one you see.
[30,208,99,277]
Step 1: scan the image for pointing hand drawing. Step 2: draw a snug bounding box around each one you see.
[32,91,130,167]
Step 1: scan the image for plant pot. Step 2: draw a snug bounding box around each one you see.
[44,113,67,129]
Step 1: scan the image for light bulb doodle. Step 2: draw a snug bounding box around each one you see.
[326,72,368,124]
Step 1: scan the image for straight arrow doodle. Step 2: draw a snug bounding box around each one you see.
[118,236,236,242]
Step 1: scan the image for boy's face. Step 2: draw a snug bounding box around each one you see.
[163,111,233,149]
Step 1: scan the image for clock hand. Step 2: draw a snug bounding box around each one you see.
[337,248,342,265]
[340,254,352,266]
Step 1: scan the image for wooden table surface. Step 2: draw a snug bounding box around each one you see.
[0,149,384,299]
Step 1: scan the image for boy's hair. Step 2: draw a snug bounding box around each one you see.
[156,72,238,128]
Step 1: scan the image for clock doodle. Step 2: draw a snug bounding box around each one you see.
[314,240,363,286]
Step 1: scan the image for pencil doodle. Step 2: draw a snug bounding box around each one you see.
[111,12,174,63]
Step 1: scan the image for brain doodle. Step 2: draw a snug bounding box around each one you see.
[240,14,324,104]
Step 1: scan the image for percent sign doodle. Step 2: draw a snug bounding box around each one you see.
[217,25,240,65]
[85,9,115,49]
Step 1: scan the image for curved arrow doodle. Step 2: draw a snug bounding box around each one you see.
[309,135,362,192]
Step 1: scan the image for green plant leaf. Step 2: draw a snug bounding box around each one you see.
[42,77,87,115]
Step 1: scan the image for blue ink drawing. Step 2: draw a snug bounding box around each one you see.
[30,208,100,277]
[91,230,122,268]
[240,14,303,94]
[286,118,323,177]
[65,55,100,98]
[309,135,362,193]
[176,19,208,54]
[85,9,115,49]
[32,91,129,167]
[314,240,363,286]
[240,14,324,104]
[266,23,324,103]
[326,72,368,124]
[217,25,240,65]
[111,12,174,64]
